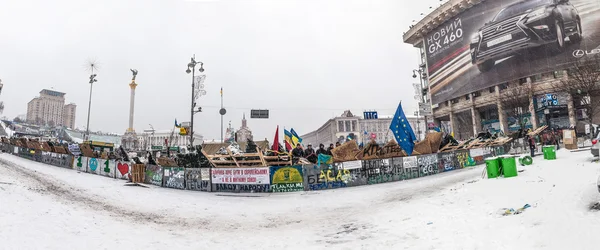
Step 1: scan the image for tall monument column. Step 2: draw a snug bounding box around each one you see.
[122,69,139,151]
[128,75,137,132]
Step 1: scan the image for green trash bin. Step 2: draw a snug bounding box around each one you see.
[500,156,518,178]
[546,145,556,160]
[485,157,500,179]
[520,156,533,166]
[542,146,550,159]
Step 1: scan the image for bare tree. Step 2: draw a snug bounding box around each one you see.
[499,82,535,137]
[13,116,23,123]
[454,112,473,140]
[552,55,600,128]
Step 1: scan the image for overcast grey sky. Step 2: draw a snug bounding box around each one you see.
[0,0,445,141]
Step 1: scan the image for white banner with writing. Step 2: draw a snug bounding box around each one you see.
[211,168,270,184]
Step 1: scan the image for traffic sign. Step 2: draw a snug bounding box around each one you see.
[250,109,269,118]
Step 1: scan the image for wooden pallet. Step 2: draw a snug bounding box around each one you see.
[131,164,145,183]
[487,137,513,146]
[206,148,266,168]
[263,153,292,166]
[465,138,492,149]
[527,125,548,136]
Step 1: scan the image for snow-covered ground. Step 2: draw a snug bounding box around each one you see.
[1,150,600,250]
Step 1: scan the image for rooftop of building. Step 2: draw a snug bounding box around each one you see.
[403,0,482,46]
[40,89,66,97]
[301,111,425,136]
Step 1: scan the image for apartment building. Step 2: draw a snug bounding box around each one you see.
[27,89,77,127]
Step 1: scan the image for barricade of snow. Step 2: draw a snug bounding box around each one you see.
[0,120,13,137]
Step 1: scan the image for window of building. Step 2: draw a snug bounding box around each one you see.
[530,74,542,83]
[499,83,509,90]
[553,70,564,78]
[465,94,470,100]
[338,121,344,132]
[520,77,528,84]
[351,120,357,131]
[345,121,351,132]
[451,98,459,104]
[472,91,481,97]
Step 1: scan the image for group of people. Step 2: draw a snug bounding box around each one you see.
[527,129,562,157]
[290,142,341,163]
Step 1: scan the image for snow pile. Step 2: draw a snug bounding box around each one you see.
[1,150,600,249]
[0,120,13,137]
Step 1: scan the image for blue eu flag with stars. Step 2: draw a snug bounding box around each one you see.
[390,102,417,155]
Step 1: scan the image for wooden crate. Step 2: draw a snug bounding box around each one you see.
[206,149,267,168]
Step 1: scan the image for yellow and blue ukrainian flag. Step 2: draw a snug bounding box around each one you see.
[389,102,417,155]
[284,129,295,149]
[290,128,302,146]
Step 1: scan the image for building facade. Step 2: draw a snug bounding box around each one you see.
[27,89,77,127]
[403,0,599,139]
[301,110,426,147]
[235,114,253,143]
[138,130,204,151]
[62,103,76,129]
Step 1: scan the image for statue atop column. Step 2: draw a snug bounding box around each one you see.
[130,69,138,81]
[123,69,140,151]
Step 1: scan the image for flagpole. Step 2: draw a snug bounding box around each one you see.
[220,87,223,143]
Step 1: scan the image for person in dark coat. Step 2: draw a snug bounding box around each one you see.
[316,143,327,156]
[528,135,536,157]
[552,131,560,150]
[291,144,304,163]
[326,143,335,155]
[304,144,316,163]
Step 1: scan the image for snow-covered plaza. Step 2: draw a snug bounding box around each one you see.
[2,150,600,250]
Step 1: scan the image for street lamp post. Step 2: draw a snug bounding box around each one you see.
[413,68,427,139]
[85,72,98,141]
[186,56,205,150]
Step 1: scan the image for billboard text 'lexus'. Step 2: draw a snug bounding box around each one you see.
[470,0,581,72]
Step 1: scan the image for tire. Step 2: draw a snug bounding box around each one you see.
[477,60,495,72]
[551,20,566,53]
[569,19,582,43]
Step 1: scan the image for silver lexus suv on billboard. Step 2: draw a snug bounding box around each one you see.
[470,0,582,72]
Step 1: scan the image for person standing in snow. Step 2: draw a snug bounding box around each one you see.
[528,135,536,157]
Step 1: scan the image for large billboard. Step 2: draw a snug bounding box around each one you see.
[425,0,600,104]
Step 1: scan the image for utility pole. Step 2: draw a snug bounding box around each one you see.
[85,68,98,141]
[185,56,205,150]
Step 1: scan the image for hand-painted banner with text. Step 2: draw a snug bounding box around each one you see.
[211,168,270,184]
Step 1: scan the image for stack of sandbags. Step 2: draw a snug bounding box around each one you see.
[380,140,407,158]
[331,140,361,162]
[157,157,178,167]
[79,144,95,158]
[412,140,432,155]
[10,138,21,147]
[40,141,52,152]
[53,146,67,154]
[26,140,42,150]
[425,132,443,153]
